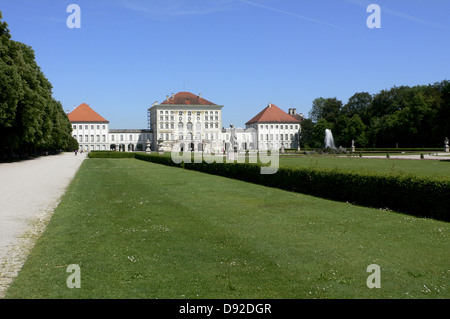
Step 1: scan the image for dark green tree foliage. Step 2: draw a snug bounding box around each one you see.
[0,12,74,159]
[305,81,450,148]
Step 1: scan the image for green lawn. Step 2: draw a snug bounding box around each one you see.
[5,158,449,299]
[279,155,450,180]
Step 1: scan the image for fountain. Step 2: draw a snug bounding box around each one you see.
[324,129,336,149]
[319,129,347,154]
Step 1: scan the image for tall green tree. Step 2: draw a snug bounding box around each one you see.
[0,11,74,158]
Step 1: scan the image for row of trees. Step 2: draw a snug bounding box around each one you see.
[0,12,77,160]
[301,80,450,149]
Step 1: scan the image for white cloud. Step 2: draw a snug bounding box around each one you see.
[114,0,236,17]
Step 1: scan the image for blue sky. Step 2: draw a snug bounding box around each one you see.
[0,0,449,129]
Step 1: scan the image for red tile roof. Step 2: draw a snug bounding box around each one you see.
[160,92,216,105]
[246,103,301,124]
[68,103,109,123]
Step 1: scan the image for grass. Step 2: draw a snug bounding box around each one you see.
[5,158,449,299]
[278,156,450,180]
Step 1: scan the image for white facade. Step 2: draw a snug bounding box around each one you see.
[71,94,303,153]
[72,122,110,152]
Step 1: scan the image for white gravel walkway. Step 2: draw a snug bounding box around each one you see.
[0,152,86,298]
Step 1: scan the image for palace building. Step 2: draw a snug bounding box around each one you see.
[68,92,303,153]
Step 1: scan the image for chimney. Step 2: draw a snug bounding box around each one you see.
[166,95,169,101]
[199,93,202,99]
[172,93,175,98]
[293,108,297,115]
[268,103,272,108]
[288,108,292,114]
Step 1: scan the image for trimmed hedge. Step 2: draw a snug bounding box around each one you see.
[88,151,136,159]
[135,153,450,221]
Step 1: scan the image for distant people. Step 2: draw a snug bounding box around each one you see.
[75,149,78,156]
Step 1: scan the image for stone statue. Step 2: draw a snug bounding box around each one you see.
[146,139,151,153]
[230,124,237,151]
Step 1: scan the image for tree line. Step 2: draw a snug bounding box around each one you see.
[0,12,77,160]
[301,80,450,149]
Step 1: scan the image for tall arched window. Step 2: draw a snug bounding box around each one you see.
[196,122,201,131]
[187,122,193,131]
[195,132,201,141]
[178,122,183,130]
[179,132,183,140]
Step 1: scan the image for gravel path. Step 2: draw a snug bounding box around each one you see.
[0,152,86,298]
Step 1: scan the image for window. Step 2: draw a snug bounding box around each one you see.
[205,123,208,129]
[91,125,94,130]
[79,135,83,142]
[97,125,100,130]
[160,116,163,121]
[79,125,82,130]
[111,135,114,142]
[179,132,183,140]
[85,125,88,130]
[178,122,183,130]
[270,125,273,129]
[160,123,163,129]
[85,135,88,142]
[171,123,174,129]
[196,122,201,131]
[188,111,192,116]
[295,125,298,129]
[290,134,294,140]
[187,122,193,131]
[285,134,288,140]
[73,125,76,130]
[120,135,124,141]
[96,135,100,142]
[280,125,283,129]
[276,125,278,129]
[215,123,219,128]
[290,125,293,129]
[165,123,169,129]
[215,111,218,114]
[91,135,94,142]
